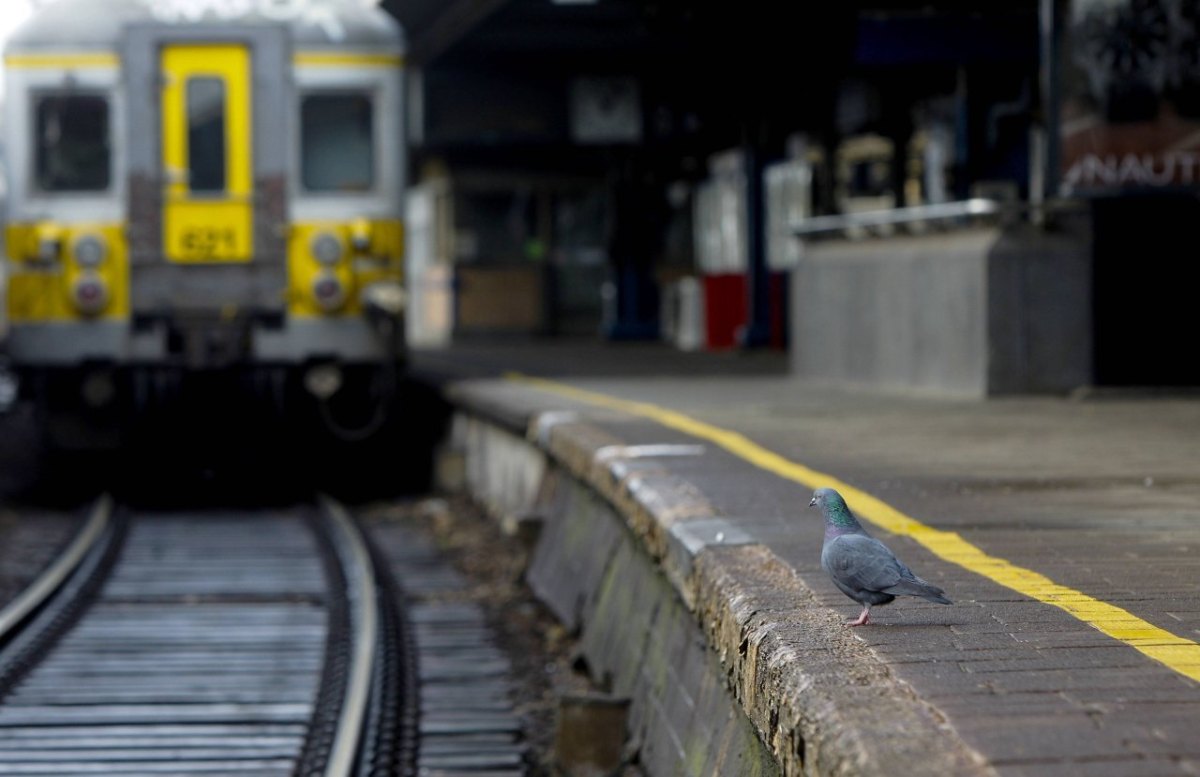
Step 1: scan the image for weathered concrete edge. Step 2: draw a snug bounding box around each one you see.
[443,380,993,777]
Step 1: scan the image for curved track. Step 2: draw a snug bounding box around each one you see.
[0,498,410,777]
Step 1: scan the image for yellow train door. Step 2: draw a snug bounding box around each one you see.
[160,44,253,264]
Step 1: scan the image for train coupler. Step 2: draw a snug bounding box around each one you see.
[303,363,344,401]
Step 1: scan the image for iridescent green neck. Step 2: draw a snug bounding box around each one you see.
[825,499,857,528]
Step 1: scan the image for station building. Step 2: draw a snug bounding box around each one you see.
[391,0,1195,394]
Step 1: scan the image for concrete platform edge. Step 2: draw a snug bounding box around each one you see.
[441,379,993,777]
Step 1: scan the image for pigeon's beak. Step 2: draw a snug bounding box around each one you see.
[808,496,817,508]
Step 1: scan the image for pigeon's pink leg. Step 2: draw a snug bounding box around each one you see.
[846,605,871,626]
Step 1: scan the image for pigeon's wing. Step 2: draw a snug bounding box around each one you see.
[821,533,904,595]
[824,534,953,604]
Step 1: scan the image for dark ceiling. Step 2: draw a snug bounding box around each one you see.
[383,0,855,69]
[382,0,1038,67]
[383,0,1040,180]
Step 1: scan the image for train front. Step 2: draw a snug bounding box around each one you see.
[1,0,407,447]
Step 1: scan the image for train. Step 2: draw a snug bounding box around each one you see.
[0,0,408,450]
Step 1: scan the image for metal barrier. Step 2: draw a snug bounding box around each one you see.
[790,198,1005,238]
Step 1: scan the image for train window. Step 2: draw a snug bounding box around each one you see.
[187,78,227,192]
[34,94,110,192]
[301,94,374,192]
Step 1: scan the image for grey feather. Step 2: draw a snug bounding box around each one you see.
[809,487,951,624]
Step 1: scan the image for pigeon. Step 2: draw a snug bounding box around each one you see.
[809,487,951,626]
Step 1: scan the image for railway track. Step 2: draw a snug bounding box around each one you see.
[0,496,525,776]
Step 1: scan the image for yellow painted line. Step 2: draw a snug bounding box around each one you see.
[294,52,403,68]
[4,52,119,69]
[507,372,1200,685]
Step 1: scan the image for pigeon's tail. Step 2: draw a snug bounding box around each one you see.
[884,578,953,605]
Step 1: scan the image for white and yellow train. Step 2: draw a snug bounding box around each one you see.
[1,0,407,445]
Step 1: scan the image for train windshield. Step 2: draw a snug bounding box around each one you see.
[301,93,374,192]
[34,94,110,192]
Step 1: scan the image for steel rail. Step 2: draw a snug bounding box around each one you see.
[0,494,112,641]
[319,495,380,777]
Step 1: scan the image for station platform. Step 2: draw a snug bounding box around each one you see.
[411,339,1200,777]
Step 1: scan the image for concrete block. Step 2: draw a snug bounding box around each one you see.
[524,468,780,777]
[986,221,1092,394]
[792,229,990,396]
[525,482,624,631]
[433,447,466,493]
[458,412,547,530]
[581,532,659,694]
[554,693,630,777]
[790,224,1093,396]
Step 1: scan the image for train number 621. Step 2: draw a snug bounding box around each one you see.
[180,227,238,259]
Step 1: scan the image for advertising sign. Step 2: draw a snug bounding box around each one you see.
[1059,0,1200,194]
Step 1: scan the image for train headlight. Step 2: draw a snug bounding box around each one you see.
[32,223,66,264]
[36,236,62,264]
[350,220,372,253]
[73,234,108,268]
[312,272,346,312]
[71,274,109,316]
[310,232,344,266]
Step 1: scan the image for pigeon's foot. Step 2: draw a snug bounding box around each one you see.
[845,607,871,627]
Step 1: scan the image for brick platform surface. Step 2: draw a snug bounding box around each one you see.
[415,341,1200,777]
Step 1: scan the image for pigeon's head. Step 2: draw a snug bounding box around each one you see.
[808,487,840,509]
[809,487,859,528]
